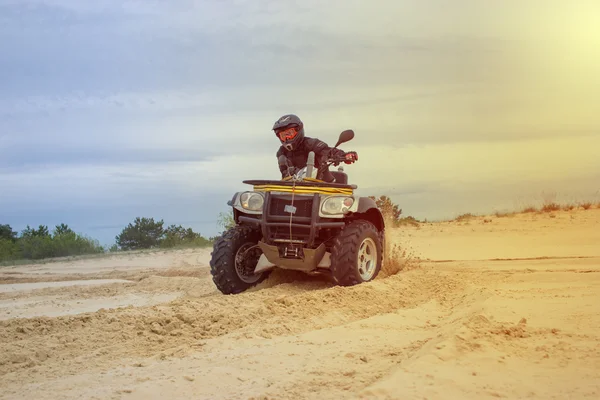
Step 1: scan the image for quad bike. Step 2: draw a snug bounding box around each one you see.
[209,130,386,295]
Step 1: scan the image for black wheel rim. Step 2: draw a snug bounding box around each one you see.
[234,243,263,283]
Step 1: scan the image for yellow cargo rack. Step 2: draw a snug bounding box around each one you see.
[252,177,354,196]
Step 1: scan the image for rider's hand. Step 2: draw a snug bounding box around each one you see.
[344,151,358,164]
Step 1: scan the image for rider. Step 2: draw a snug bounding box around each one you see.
[273,114,358,182]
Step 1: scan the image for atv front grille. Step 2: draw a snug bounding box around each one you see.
[268,195,314,219]
[262,193,317,244]
[268,225,312,243]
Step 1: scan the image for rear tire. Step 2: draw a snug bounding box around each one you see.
[330,220,383,286]
[210,225,270,294]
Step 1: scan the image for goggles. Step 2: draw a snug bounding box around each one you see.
[276,126,299,142]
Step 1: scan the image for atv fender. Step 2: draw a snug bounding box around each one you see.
[352,197,385,232]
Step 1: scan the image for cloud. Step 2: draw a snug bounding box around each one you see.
[0,83,463,117]
[0,0,163,17]
[1,0,526,99]
[0,145,218,169]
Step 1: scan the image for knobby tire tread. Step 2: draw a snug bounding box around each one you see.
[330,220,382,286]
[209,225,268,295]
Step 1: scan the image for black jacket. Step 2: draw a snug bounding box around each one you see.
[276,137,345,180]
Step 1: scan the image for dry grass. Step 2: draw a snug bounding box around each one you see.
[444,195,600,223]
[368,190,599,227]
[380,241,420,278]
[495,211,516,218]
[541,202,561,212]
[456,213,476,222]
[397,216,421,227]
[379,214,421,278]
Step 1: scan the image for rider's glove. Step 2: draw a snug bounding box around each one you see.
[344,151,358,164]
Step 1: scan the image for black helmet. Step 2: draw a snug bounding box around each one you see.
[272,114,305,151]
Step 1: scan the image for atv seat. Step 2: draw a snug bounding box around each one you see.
[331,171,348,185]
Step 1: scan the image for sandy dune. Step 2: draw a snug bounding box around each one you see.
[1,208,599,399]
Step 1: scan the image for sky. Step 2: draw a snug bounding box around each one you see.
[1,0,600,246]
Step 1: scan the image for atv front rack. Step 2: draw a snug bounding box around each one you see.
[243,179,356,196]
[252,184,354,196]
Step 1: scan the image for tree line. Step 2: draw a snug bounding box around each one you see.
[0,216,222,263]
[0,196,413,264]
[0,223,105,263]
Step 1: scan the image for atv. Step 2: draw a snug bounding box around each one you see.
[209,129,386,295]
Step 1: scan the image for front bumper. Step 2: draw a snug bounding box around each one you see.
[256,241,328,272]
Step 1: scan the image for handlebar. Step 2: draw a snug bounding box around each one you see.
[326,153,356,167]
[326,156,345,167]
[282,151,356,181]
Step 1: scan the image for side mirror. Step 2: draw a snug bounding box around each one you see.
[334,129,355,148]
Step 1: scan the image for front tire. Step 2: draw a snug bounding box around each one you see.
[330,220,383,286]
[209,225,270,294]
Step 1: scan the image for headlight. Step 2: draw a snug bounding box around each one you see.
[321,196,354,215]
[240,192,264,211]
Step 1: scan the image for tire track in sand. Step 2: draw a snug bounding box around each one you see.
[0,263,464,384]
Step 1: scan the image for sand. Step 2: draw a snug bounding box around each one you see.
[0,207,599,399]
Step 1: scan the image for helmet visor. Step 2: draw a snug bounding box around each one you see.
[276,126,299,142]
